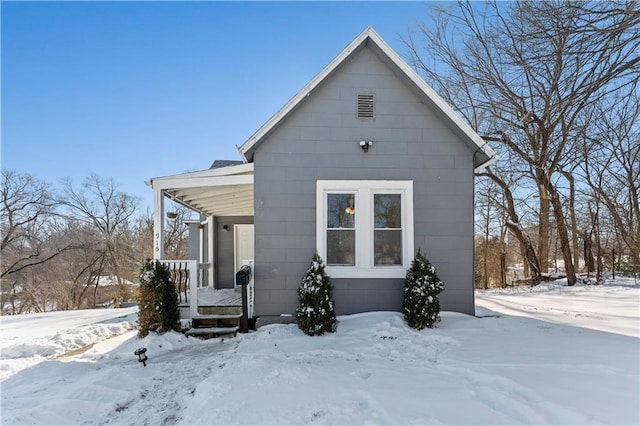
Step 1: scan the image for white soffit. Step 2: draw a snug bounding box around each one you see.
[150,163,254,217]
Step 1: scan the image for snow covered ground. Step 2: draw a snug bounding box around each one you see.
[1,279,638,425]
[0,307,138,382]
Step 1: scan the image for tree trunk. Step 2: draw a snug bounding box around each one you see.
[582,231,595,275]
[520,243,530,277]
[500,221,508,288]
[611,248,616,280]
[562,171,580,273]
[506,223,542,285]
[538,183,550,275]
[483,201,490,290]
[500,249,507,288]
[478,170,541,285]
[594,205,603,282]
[547,183,577,285]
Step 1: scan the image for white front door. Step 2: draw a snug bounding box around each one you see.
[234,224,254,287]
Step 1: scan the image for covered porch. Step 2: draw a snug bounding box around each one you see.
[148,162,255,331]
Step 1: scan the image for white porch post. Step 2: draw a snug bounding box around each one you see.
[198,223,205,288]
[153,187,165,260]
[188,261,198,319]
[207,215,215,287]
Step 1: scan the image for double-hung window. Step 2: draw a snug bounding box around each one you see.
[374,193,403,266]
[317,180,414,278]
[326,193,356,266]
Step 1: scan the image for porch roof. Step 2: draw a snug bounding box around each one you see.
[149,163,254,217]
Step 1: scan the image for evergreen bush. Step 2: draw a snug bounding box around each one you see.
[137,260,180,337]
[296,252,337,336]
[402,250,445,329]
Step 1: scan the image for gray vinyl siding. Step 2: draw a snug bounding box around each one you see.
[253,46,475,316]
[187,222,201,262]
[215,216,254,289]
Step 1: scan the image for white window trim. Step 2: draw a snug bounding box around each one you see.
[316,180,414,279]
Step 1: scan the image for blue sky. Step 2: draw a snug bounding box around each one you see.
[2,1,436,211]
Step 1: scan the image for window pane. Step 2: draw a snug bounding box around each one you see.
[374,194,401,228]
[327,230,355,265]
[374,230,402,265]
[327,193,355,228]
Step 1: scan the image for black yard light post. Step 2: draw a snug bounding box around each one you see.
[134,347,148,367]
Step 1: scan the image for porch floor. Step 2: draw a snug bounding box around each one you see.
[196,288,242,307]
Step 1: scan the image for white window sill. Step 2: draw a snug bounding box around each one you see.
[325,266,406,279]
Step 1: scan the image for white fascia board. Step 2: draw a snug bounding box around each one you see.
[238,27,375,162]
[151,163,253,183]
[364,31,497,166]
[150,164,254,190]
[152,174,253,191]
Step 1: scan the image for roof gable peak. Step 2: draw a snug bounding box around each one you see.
[238,26,496,169]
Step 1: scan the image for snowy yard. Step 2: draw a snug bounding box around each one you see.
[1,279,638,425]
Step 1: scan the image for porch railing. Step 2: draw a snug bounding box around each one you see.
[158,259,255,324]
[160,260,199,319]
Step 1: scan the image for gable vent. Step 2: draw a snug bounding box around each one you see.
[357,94,375,118]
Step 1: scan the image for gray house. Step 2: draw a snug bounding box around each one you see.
[149,27,496,327]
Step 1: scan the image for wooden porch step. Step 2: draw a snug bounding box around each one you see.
[193,313,242,320]
[185,326,239,337]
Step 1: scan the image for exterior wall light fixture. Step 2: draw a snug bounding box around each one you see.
[359,140,373,152]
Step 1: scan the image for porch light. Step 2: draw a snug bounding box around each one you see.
[134,347,148,367]
[166,212,178,220]
[359,140,372,152]
[222,225,229,232]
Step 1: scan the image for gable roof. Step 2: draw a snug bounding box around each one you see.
[238,26,497,170]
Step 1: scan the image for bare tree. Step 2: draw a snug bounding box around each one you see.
[478,167,543,284]
[1,171,67,277]
[132,202,191,262]
[59,175,139,290]
[406,0,640,285]
[0,170,75,313]
[2,172,150,313]
[475,177,512,288]
[163,203,191,259]
[582,90,640,268]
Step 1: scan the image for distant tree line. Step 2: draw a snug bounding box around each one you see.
[406,0,639,287]
[1,171,190,314]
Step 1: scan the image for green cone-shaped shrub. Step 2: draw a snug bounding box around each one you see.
[137,260,180,337]
[296,252,337,336]
[402,250,444,329]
